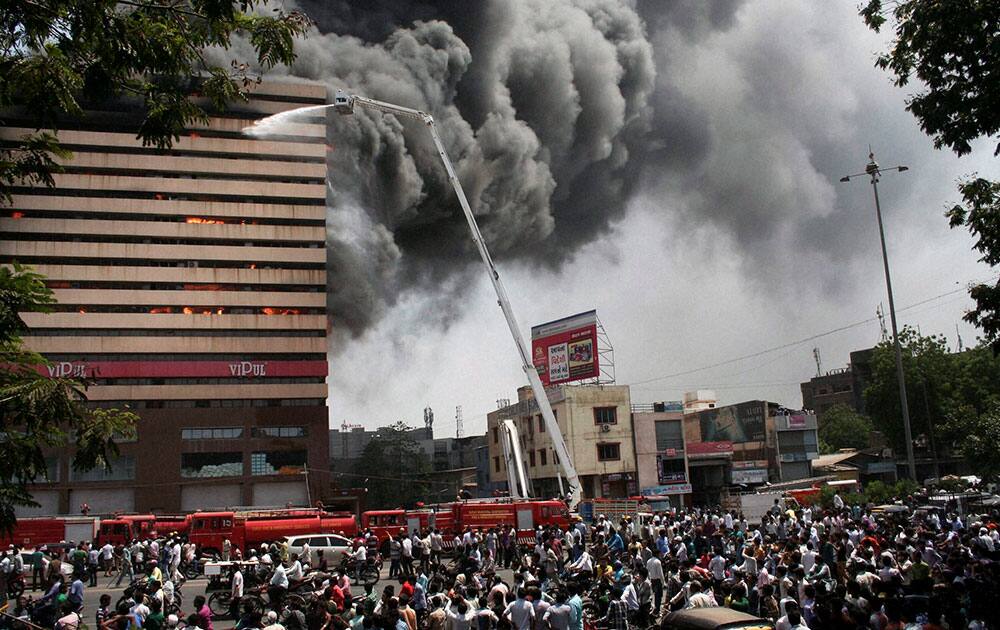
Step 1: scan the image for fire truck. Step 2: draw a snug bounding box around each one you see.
[96,513,191,546]
[1,516,99,548]
[186,508,358,557]
[360,498,570,548]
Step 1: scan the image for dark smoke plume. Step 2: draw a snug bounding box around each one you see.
[243,0,658,341]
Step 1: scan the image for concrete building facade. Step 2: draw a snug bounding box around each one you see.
[2,81,331,515]
[486,385,637,499]
[631,402,691,507]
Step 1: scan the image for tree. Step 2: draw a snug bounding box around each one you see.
[864,327,1000,475]
[861,0,1000,352]
[354,423,434,510]
[818,404,874,454]
[1,0,310,204]
[941,405,1000,480]
[0,264,138,533]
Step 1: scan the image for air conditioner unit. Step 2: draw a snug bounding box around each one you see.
[600,423,611,433]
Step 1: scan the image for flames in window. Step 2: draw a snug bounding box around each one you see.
[186,217,226,224]
[11,211,24,219]
[262,308,300,316]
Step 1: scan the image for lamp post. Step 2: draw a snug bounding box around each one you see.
[840,151,916,481]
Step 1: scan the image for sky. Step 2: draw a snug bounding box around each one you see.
[249,1,1000,438]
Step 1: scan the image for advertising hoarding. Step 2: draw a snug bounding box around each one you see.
[687,441,734,457]
[731,469,769,484]
[696,401,767,443]
[531,310,599,386]
[641,484,692,496]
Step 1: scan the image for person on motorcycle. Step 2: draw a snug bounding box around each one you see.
[269,561,289,611]
[565,548,593,581]
[286,553,304,583]
[348,541,368,580]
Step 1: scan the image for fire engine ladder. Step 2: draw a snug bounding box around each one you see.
[499,419,532,499]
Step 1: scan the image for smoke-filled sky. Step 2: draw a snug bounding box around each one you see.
[239,1,997,436]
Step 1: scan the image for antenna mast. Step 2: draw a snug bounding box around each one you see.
[455,405,464,439]
[813,347,822,377]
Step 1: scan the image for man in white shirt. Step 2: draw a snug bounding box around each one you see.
[686,581,716,609]
[229,566,244,619]
[620,576,640,613]
[801,543,818,574]
[503,589,535,630]
[349,542,367,579]
[708,551,726,582]
[646,550,664,615]
[100,543,114,576]
[269,562,288,609]
[401,535,413,575]
[286,554,304,581]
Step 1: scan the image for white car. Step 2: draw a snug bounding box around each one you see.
[283,533,353,566]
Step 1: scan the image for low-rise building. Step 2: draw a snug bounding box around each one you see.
[631,402,691,507]
[487,385,637,499]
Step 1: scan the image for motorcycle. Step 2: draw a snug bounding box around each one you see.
[6,573,25,599]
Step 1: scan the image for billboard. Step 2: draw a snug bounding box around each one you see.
[687,441,734,458]
[641,484,692,496]
[731,468,769,485]
[696,401,767,443]
[531,310,599,386]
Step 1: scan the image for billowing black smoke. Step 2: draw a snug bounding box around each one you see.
[259,0,659,342]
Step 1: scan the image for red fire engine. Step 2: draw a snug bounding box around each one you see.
[360,499,570,548]
[96,513,192,546]
[187,508,358,556]
[1,517,99,548]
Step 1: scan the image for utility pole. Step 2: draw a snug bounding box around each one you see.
[841,151,916,481]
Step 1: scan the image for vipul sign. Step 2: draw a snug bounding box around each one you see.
[46,362,89,378]
[229,361,267,377]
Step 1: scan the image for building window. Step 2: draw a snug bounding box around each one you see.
[252,426,306,438]
[594,407,617,425]
[597,443,620,461]
[70,455,135,481]
[523,416,533,434]
[181,452,242,478]
[537,414,545,433]
[493,427,499,444]
[251,450,306,475]
[529,450,536,467]
[494,456,500,472]
[181,427,243,440]
[654,420,683,452]
[659,457,686,483]
[539,449,547,466]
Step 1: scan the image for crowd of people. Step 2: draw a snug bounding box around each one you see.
[0,536,197,630]
[2,492,999,630]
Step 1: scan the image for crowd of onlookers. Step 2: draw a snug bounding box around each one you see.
[2,491,998,630]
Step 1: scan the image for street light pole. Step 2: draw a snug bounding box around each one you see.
[841,152,917,481]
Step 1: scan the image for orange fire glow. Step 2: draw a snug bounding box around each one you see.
[11,211,24,219]
[78,307,87,314]
[183,307,194,315]
[186,217,225,225]
[190,132,201,140]
[149,307,173,314]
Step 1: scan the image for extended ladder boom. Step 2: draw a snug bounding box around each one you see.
[334,90,582,508]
